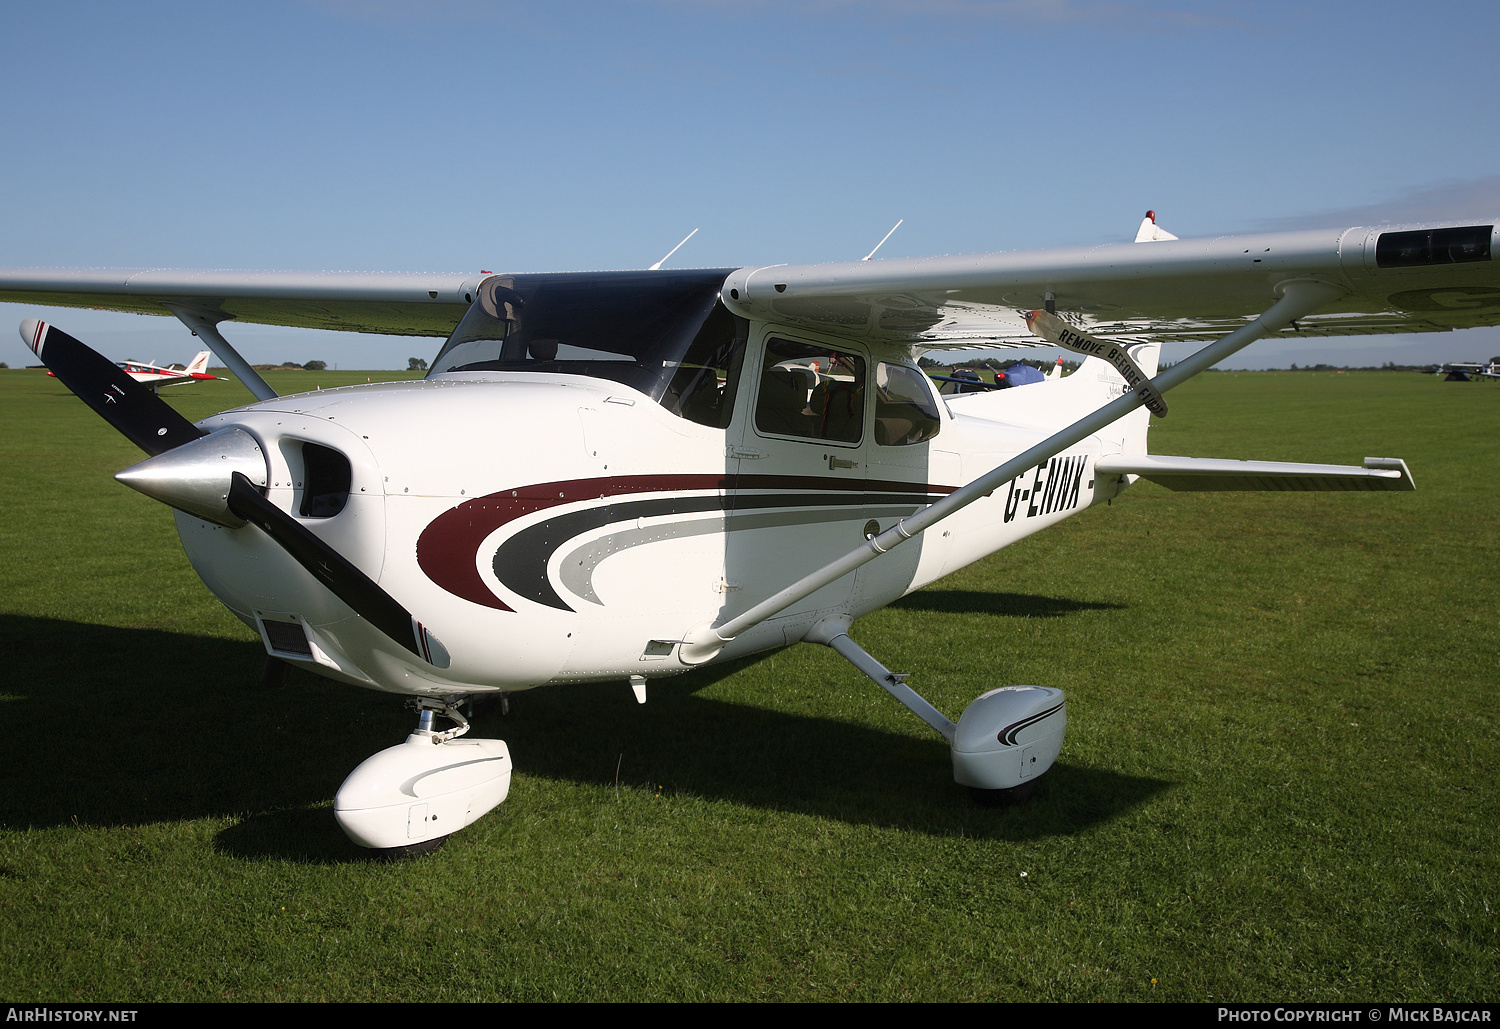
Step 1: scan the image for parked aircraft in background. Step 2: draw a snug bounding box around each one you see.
[47,349,218,390]
[1425,358,1500,380]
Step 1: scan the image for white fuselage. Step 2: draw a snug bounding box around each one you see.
[173,328,1148,698]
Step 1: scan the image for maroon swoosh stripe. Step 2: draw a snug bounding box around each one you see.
[415,473,957,610]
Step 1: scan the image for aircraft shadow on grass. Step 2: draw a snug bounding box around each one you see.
[0,614,1166,864]
[888,589,1125,618]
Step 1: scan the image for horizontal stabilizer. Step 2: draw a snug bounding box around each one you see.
[1095,455,1414,491]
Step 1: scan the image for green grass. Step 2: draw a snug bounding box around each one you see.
[0,368,1495,1001]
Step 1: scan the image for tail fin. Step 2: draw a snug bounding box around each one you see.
[1046,357,1063,380]
[1134,210,1179,243]
[944,342,1159,459]
[186,350,211,374]
[1039,342,1158,456]
[1112,342,1159,455]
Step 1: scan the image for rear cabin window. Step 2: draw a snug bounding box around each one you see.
[754,339,865,444]
[873,362,941,446]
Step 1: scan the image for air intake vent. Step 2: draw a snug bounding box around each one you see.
[262,619,313,657]
[299,442,352,518]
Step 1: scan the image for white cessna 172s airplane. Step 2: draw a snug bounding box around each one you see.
[3,215,1497,856]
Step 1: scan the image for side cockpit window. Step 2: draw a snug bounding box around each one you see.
[873,361,941,446]
[431,277,524,370]
[755,339,866,444]
[658,303,748,429]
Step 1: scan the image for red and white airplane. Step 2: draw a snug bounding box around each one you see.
[3,214,1496,856]
[46,349,217,390]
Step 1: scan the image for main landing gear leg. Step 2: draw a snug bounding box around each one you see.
[804,615,1067,806]
[334,697,513,860]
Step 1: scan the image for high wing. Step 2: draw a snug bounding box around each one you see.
[719,221,1500,350]
[0,220,1496,350]
[0,268,483,337]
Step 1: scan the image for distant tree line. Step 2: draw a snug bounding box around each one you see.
[250,360,327,370]
[1288,362,1445,372]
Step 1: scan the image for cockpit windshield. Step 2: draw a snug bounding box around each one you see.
[430,269,748,427]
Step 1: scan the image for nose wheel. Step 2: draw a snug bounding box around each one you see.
[259,656,287,691]
[370,834,449,862]
[968,780,1040,808]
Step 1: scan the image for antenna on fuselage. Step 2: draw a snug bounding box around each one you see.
[649,228,699,270]
[862,219,903,261]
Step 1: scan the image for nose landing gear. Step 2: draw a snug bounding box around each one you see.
[334,698,512,859]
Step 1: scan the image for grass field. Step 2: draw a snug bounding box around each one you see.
[0,367,1495,1002]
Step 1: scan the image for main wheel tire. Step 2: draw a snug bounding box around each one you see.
[968,780,1038,808]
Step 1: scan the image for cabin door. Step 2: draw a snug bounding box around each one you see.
[719,335,872,628]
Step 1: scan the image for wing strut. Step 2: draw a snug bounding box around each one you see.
[165,304,278,401]
[679,278,1347,664]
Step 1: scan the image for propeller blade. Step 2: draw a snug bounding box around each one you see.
[24,318,449,668]
[225,472,450,669]
[20,319,206,455]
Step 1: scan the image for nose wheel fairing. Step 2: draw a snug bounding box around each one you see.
[335,700,512,854]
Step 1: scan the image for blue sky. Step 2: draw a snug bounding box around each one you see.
[3,0,1498,370]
